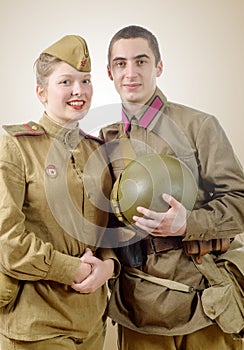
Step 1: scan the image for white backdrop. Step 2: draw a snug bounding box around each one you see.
[1,0,244,165]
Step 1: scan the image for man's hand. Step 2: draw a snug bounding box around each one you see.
[71,248,114,294]
[133,193,187,237]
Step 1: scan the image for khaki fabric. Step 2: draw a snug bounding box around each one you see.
[42,35,91,72]
[101,88,244,241]
[100,88,244,336]
[0,274,19,307]
[118,324,244,350]
[0,114,116,341]
[193,239,244,335]
[108,250,212,335]
[0,318,106,349]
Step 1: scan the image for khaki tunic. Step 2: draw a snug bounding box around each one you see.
[100,88,244,335]
[0,114,117,341]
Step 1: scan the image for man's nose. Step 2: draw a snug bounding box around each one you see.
[125,63,137,78]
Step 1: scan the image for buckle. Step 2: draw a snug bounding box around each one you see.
[149,237,160,255]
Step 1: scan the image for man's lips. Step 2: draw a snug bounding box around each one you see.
[123,83,141,89]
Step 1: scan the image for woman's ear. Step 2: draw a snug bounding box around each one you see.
[36,85,47,104]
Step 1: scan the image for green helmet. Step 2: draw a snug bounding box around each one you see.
[111,154,198,225]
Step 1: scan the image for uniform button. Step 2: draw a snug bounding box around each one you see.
[209,306,216,316]
[32,125,38,131]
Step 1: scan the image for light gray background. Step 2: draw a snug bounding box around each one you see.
[1,0,243,165]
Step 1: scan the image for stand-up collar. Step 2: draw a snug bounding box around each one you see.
[39,113,81,149]
[122,88,167,132]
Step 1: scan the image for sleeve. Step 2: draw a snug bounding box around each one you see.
[0,135,80,285]
[96,247,121,278]
[185,115,244,241]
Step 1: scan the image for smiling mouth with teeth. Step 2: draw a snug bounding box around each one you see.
[67,100,86,110]
[68,100,85,106]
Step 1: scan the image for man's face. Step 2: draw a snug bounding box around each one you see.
[108,38,162,107]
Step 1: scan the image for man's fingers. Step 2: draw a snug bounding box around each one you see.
[135,206,163,220]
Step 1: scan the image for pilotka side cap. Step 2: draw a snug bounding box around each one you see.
[42,35,91,72]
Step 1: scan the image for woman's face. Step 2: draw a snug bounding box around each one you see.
[36,61,93,127]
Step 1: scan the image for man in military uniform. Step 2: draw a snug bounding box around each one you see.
[0,35,119,349]
[100,25,244,349]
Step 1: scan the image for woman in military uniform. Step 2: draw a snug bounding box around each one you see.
[0,35,118,349]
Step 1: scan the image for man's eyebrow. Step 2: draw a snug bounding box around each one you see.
[112,57,127,62]
[112,54,150,62]
[135,54,150,60]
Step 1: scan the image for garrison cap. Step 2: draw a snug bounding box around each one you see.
[42,35,91,72]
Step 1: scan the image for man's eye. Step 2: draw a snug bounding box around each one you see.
[137,60,145,66]
[116,61,125,68]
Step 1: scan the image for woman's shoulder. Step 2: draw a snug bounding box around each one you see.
[2,121,45,137]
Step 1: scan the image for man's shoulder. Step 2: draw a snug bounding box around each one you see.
[166,100,213,120]
[101,121,121,131]
[100,122,122,142]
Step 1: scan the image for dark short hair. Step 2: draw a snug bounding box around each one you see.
[107,25,161,66]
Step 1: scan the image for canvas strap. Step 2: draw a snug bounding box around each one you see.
[125,266,197,293]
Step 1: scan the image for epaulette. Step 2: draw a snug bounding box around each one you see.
[79,129,104,144]
[2,121,45,137]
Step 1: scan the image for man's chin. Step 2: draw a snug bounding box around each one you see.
[122,93,141,104]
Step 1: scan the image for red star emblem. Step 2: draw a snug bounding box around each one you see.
[80,60,87,66]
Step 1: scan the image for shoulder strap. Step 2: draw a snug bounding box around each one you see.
[2,121,45,137]
[79,129,104,144]
[125,266,197,293]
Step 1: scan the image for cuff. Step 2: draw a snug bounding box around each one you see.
[45,250,80,285]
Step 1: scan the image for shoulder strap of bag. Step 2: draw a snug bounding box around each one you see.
[125,266,197,293]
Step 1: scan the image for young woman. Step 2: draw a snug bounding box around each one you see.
[0,35,118,350]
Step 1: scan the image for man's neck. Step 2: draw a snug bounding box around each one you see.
[122,89,158,118]
[122,101,145,118]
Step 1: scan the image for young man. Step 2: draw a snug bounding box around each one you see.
[100,25,244,349]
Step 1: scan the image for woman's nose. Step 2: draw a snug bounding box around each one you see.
[71,83,83,96]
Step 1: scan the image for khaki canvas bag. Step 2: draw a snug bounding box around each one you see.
[193,239,244,337]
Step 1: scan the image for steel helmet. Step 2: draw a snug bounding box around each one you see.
[111,154,198,225]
